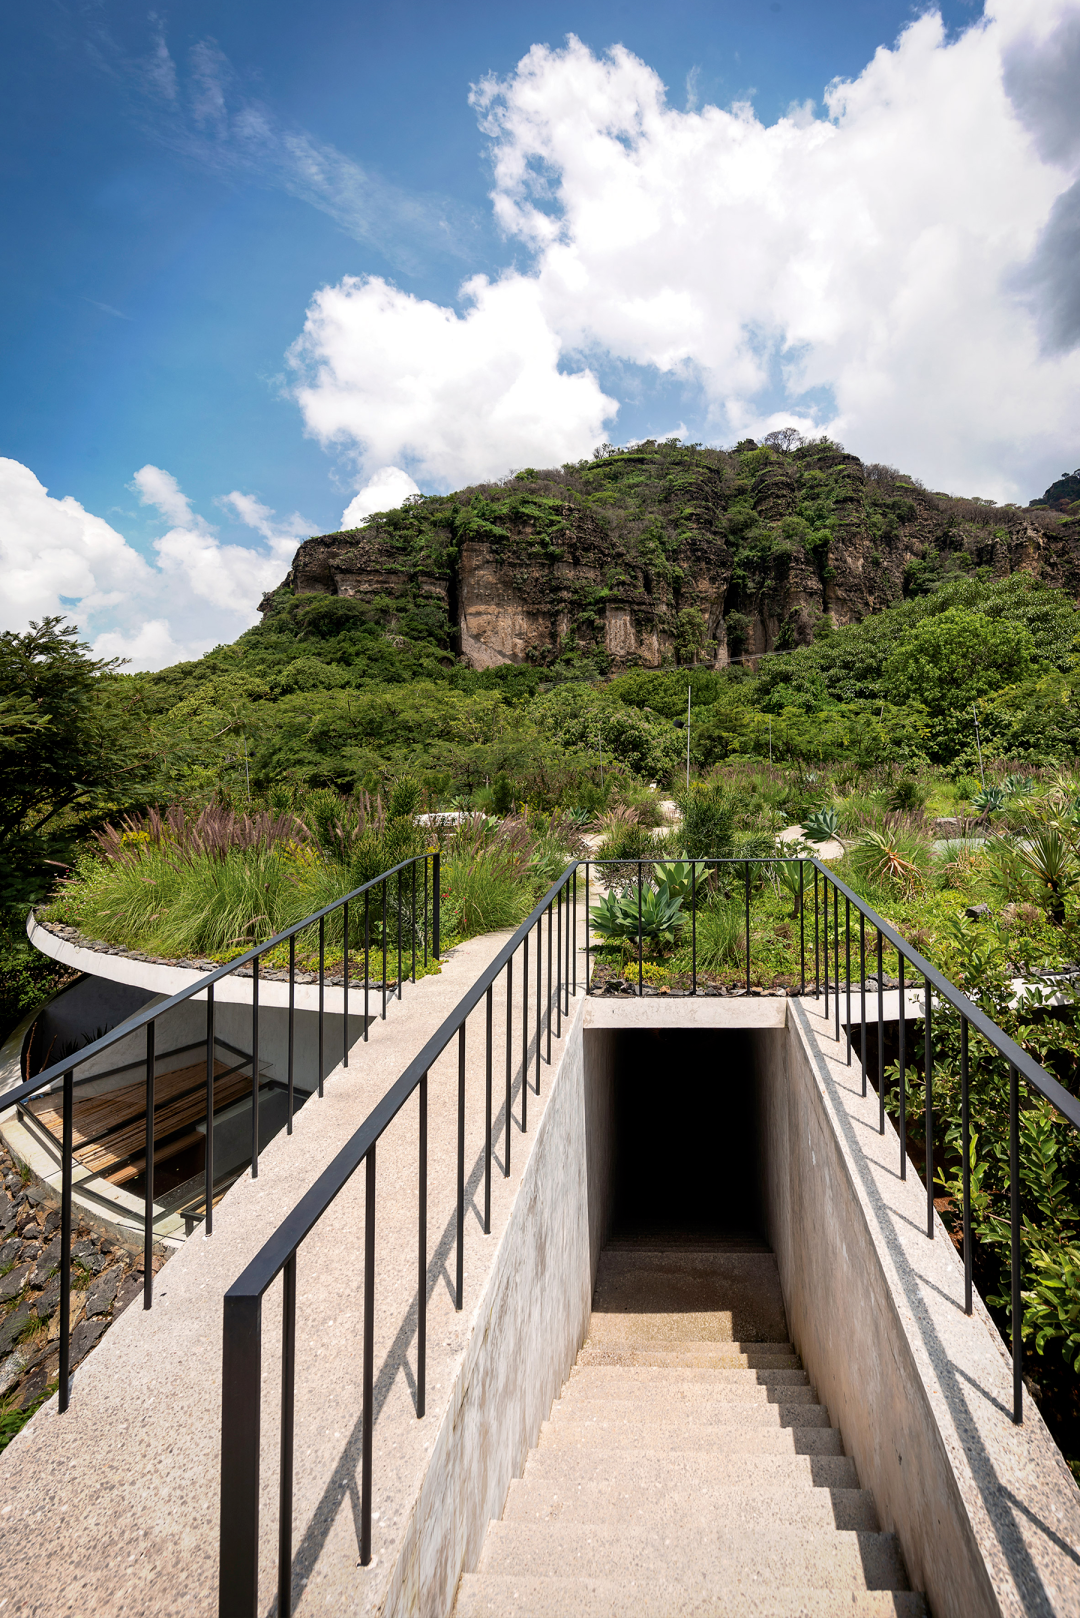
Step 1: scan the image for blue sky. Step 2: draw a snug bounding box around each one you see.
[2,0,1078,666]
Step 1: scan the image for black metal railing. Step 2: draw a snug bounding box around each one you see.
[213,849,1080,1610]
[217,865,577,1618]
[581,852,1080,1421]
[3,851,440,1415]
[810,859,1080,1426]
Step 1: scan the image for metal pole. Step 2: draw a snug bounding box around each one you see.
[277,1253,296,1618]
[418,1074,427,1416]
[456,1023,466,1307]
[144,1021,155,1305]
[251,954,260,1177]
[218,1292,262,1616]
[360,1146,376,1560]
[961,1019,972,1315]
[58,1069,73,1413]
[925,977,934,1239]
[1009,1064,1023,1423]
[206,984,217,1228]
[898,954,907,1181]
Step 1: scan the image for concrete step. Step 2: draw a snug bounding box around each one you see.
[588,1250,789,1345]
[548,1400,832,1430]
[537,1420,845,1455]
[478,1520,910,1590]
[576,1342,801,1369]
[503,1477,881,1531]
[455,1574,928,1617]
[567,1364,811,1390]
[555,1382,821,1409]
[518,1448,862,1492]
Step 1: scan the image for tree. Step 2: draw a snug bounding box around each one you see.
[0,619,151,912]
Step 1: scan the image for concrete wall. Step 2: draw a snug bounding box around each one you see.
[754,1003,1080,1618]
[583,1027,616,1274]
[383,999,596,1618]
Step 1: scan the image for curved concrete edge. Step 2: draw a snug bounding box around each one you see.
[27,911,422,1014]
[0,981,185,1245]
[765,999,1080,1618]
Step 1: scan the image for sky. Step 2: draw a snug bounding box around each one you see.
[2,0,1079,669]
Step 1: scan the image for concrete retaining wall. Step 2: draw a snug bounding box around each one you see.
[755,1000,1080,1618]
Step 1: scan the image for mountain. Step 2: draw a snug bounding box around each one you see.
[262,437,1080,674]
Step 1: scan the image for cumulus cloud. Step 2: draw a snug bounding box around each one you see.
[341,467,422,528]
[291,0,1080,501]
[290,272,617,487]
[0,459,307,671]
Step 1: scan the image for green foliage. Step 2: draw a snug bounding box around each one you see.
[802,807,840,844]
[0,619,152,915]
[591,884,685,946]
[674,779,736,859]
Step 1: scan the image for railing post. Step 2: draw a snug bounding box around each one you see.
[877,930,884,1135]
[1009,1063,1023,1423]
[535,918,542,1092]
[504,958,513,1175]
[571,868,577,998]
[814,866,820,997]
[251,955,260,1177]
[522,932,529,1133]
[144,1021,155,1306]
[456,1024,465,1308]
[744,862,751,994]
[484,985,492,1235]
[277,1253,296,1618]
[218,1292,263,1617]
[961,1018,972,1315]
[799,861,805,997]
[361,1145,376,1560]
[418,1074,427,1417]
[925,976,934,1238]
[898,954,907,1180]
[845,897,852,1066]
[58,1068,73,1413]
[433,851,441,960]
[207,983,217,1227]
[584,863,590,997]
[691,861,698,996]
[364,890,371,1042]
[638,860,643,998]
[286,940,294,1130]
[319,915,326,1093]
[859,910,866,1092]
[343,899,349,1069]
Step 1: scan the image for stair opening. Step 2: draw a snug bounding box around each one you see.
[608,1028,766,1247]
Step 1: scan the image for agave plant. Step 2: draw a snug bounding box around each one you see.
[652,859,710,906]
[591,884,685,946]
[801,807,841,844]
[971,785,1006,816]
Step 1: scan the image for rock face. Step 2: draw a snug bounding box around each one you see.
[262,440,1080,672]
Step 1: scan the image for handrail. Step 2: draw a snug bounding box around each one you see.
[225,865,575,1305]
[218,863,578,1617]
[819,859,1080,1131]
[8,852,434,1111]
[3,849,439,1422]
[217,848,1080,1610]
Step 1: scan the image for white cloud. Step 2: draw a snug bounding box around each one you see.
[0,459,304,672]
[290,272,617,487]
[291,0,1080,501]
[341,467,421,528]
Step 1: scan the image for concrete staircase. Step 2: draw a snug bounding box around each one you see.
[455,1246,925,1617]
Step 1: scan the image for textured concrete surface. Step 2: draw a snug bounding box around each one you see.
[759,1000,1080,1618]
[0,923,592,1618]
[456,1247,921,1617]
[582,997,789,1030]
[588,1248,788,1345]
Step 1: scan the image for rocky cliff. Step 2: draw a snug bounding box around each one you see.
[261,438,1080,672]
